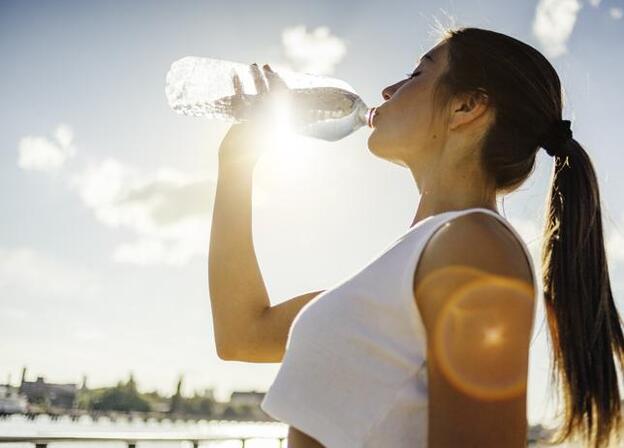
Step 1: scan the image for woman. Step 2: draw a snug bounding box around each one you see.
[208,27,624,447]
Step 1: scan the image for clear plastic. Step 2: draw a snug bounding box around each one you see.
[165,56,375,141]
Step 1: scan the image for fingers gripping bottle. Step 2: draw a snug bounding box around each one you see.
[165,56,376,141]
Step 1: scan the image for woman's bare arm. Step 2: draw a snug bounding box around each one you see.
[208,63,325,362]
[208,161,325,362]
[242,289,326,363]
[208,161,269,359]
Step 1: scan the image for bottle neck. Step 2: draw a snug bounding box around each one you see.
[366,107,376,128]
[355,97,375,129]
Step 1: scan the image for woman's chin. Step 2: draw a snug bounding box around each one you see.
[367,134,406,167]
[367,130,390,158]
[367,130,382,155]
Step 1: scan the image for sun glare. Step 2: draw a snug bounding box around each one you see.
[263,93,310,180]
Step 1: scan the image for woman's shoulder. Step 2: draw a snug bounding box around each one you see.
[414,211,533,288]
[411,209,536,337]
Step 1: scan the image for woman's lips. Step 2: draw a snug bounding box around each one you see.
[367,107,377,128]
[368,107,380,128]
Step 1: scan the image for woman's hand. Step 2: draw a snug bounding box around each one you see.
[218,63,289,171]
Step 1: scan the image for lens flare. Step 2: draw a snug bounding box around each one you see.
[415,266,534,402]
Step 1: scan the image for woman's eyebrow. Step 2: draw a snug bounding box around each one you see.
[412,52,435,71]
[420,52,435,63]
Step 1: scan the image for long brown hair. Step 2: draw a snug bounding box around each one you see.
[431,27,624,447]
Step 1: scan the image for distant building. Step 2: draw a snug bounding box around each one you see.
[0,384,27,413]
[20,376,77,409]
[229,391,265,407]
[199,388,215,401]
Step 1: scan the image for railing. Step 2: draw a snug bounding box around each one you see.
[0,434,287,447]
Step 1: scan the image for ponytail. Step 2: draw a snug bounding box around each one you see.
[541,138,624,447]
[437,26,623,446]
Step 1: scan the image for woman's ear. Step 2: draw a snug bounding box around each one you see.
[448,90,490,131]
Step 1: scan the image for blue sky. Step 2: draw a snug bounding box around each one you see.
[1,0,623,427]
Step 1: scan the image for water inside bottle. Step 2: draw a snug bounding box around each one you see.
[172,86,368,141]
[166,56,373,140]
[288,87,370,141]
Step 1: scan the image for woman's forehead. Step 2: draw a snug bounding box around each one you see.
[416,43,447,66]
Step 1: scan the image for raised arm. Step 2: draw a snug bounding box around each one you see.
[208,158,269,359]
[208,63,325,362]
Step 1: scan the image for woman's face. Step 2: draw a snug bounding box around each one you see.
[368,42,450,167]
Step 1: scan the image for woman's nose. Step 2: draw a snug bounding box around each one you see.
[382,85,394,100]
[382,83,400,100]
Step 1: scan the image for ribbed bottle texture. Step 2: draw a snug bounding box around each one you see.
[165,56,374,141]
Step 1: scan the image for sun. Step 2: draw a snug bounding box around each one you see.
[263,93,311,180]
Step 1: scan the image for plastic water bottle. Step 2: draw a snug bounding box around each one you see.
[165,56,376,141]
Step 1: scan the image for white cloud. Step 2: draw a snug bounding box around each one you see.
[110,213,210,267]
[17,124,76,172]
[0,247,97,299]
[281,25,347,75]
[112,223,203,266]
[18,126,264,267]
[606,224,624,264]
[532,0,582,58]
[588,0,601,6]
[68,158,216,266]
[609,7,623,19]
[113,238,168,265]
[54,124,74,149]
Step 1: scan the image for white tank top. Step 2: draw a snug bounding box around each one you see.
[260,207,538,447]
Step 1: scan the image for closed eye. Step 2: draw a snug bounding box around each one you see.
[405,71,422,79]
